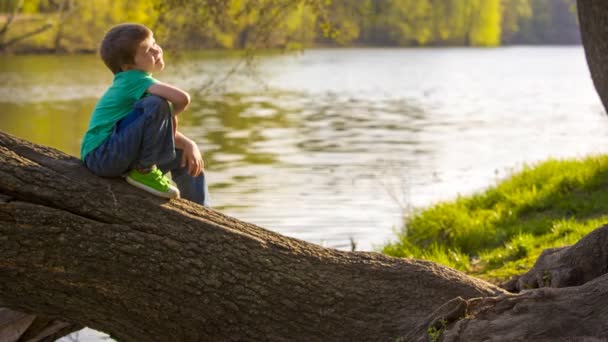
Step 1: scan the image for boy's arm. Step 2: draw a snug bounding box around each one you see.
[147,82,191,115]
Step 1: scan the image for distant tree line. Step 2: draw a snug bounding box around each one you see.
[0,0,579,53]
[323,0,579,46]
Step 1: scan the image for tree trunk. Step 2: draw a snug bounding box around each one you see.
[3,118,608,340]
[3,134,608,342]
[0,130,503,340]
[578,0,608,114]
[406,274,608,341]
[53,0,73,54]
[503,225,608,292]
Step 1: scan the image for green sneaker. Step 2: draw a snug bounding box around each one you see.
[126,166,180,199]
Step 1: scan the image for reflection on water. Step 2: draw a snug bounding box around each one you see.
[175,90,435,251]
[2,47,608,341]
[1,100,95,155]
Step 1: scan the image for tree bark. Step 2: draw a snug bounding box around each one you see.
[406,274,608,341]
[3,135,608,342]
[578,0,608,114]
[3,116,608,340]
[502,224,608,292]
[0,130,504,341]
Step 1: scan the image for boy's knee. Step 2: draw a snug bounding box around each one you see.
[139,95,171,117]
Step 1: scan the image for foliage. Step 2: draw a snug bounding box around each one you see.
[382,155,608,282]
[0,0,160,52]
[502,0,579,44]
[0,0,580,53]
[427,318,447,342]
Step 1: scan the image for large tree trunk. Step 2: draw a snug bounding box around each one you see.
[3,136,608,342]
[578,0,608,114]
[4,134,608,342]
[0,130,504,340]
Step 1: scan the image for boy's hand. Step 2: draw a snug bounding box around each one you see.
[175,131,204,177]
[181,139,204,177]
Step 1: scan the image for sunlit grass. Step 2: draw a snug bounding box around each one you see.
[382,155,608,283]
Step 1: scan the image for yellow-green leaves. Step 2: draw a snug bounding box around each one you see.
[0,0,579,52]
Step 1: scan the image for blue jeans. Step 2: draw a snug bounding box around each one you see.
[84,95,210,207]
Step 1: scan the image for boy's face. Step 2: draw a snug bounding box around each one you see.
[128,35,164,73]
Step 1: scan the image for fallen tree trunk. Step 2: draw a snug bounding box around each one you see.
[0,130,504,340]
[4,132,608,341]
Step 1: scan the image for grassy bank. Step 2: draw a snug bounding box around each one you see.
[382,155,608,283]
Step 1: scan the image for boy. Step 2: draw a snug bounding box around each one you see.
[81,23,210,206]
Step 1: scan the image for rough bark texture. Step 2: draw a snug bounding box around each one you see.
[578,0,608,114]
[0,130,504,341]
[4,137,608,342]
[3,121,608,340]
[503,225,608,292]
[407,274,608,342]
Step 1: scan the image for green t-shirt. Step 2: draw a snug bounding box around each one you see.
[80,70,158,159]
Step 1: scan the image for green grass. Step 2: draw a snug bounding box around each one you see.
[381,155,608,283]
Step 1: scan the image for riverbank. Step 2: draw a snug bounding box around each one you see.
[382,155,608,283]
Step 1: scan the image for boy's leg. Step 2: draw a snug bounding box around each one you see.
[129,96,176,171]
[159,149,211,207]
[85,95,176,177]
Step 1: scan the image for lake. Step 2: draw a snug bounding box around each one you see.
[1,47,607,341]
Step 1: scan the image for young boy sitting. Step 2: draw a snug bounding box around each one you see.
[81,23,210,206]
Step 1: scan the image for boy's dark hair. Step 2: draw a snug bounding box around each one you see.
[100,23,152,74]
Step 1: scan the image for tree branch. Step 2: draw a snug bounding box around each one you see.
[0,22,53,51]
[0,0,23,40]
